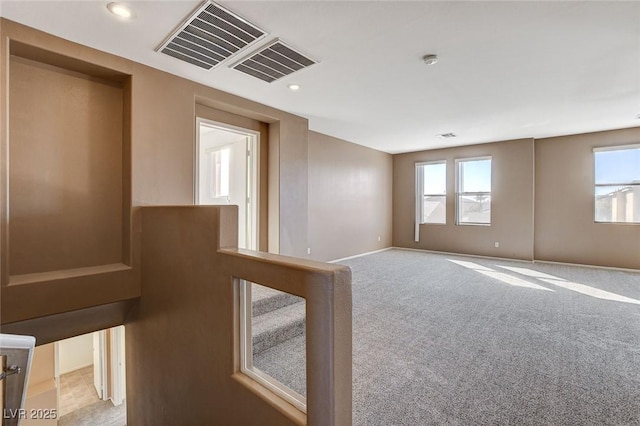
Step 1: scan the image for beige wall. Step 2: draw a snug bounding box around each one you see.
[535,128,640,269]
[1,19,356,424]
[1,32,138,325]
[393,139,535,260]
[128,49,309,258]
[393,128,639,269]
[308,132,393,261]
[128,206,352,425]
[0,18,311,325]
[9,56,125,275]
[24,343,57,426]
[57,333,93,375]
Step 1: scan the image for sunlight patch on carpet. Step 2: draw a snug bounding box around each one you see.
[448,259,554,291]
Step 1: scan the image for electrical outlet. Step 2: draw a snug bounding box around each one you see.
[307,247,311,255]
[494,242,500,248]
[377,236,381,242]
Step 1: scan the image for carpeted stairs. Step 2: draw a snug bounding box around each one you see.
[251,284,305,356]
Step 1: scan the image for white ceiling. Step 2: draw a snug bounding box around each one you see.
[1,1,639,154]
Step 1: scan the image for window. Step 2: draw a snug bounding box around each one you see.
[594,145,640,223]
[416,161,446,224]
[238,280,307,412]
[206,146,230,199]
[456,157,491,225]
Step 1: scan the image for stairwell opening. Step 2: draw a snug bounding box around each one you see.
[239,280,307,411]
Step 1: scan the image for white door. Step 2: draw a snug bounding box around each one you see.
[92,331,107,399]
[196,119,258,250]
[109,326,126,406]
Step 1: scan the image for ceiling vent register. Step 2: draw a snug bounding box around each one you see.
[232,40,317,83]
[157,1,267,70]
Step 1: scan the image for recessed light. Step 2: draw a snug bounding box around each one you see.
[437,133,456,139]
[423,54,438,66]
[107,2,132,19]
[288,84,300,91]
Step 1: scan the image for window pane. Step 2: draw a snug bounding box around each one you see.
[595,185,639,223]
[240,281,307,411]
[423,195,446,224]
[459,159,491,193]
[251,282,306,397]
[595,148,640,185]
[423,163,446,195]
[208,147,230,198]
[458,194,491,224]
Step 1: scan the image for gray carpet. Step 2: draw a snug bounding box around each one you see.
[253,249,640,425]
[58,400,126,426]
[252,282,306,355]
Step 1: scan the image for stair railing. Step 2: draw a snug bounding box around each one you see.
[0,334,36,426]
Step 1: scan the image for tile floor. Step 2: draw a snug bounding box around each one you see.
[58,366,100,417]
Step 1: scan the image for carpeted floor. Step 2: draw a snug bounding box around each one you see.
[254,249,640,425]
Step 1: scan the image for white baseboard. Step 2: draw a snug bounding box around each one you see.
[328,246,639,273]
[394,246,639,273]
[329,247,392,263]
[59,362,93,376]
[533,259,640,274]
[392,246,533,264]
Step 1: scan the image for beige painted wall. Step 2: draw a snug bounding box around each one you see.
[393,139,535,260]
[1,19,353,424]
[129,206,352,425]
[9,56,124,275]
[308,132,392,261]
[24,343,57,426]
[1,18,311,324]
[57,333,93,374]
[1,30,138,325]
[26,344,54,392]
[129,52,309,257]
[535,128,640,269]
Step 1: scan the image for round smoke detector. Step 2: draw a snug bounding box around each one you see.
[423,54,438,66]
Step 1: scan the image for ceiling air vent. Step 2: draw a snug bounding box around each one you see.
[232,40,317,83]
[157,1,267,70]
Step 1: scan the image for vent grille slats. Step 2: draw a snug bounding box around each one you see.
[261,48,304,72]
[204,3,265,39]
[198,11,256,44]
[183,26,235,57]
[252,53,295,75]
[243,59,286,80]
[158,1,318,81]
[234,64,277,83]
[165,42,220,67]
[174,33,227,62]
[232,41,317,83]
[190,19,243,51]
[271,43,315,67]
[158,1,266,70]
[162,48,212,69]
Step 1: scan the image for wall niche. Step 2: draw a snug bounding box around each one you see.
[8,41,132,278]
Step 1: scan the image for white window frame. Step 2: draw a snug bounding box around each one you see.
[593,144,640,224]
[455,156,492,226]
[415,161,447,238]
[237,279,307,412]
